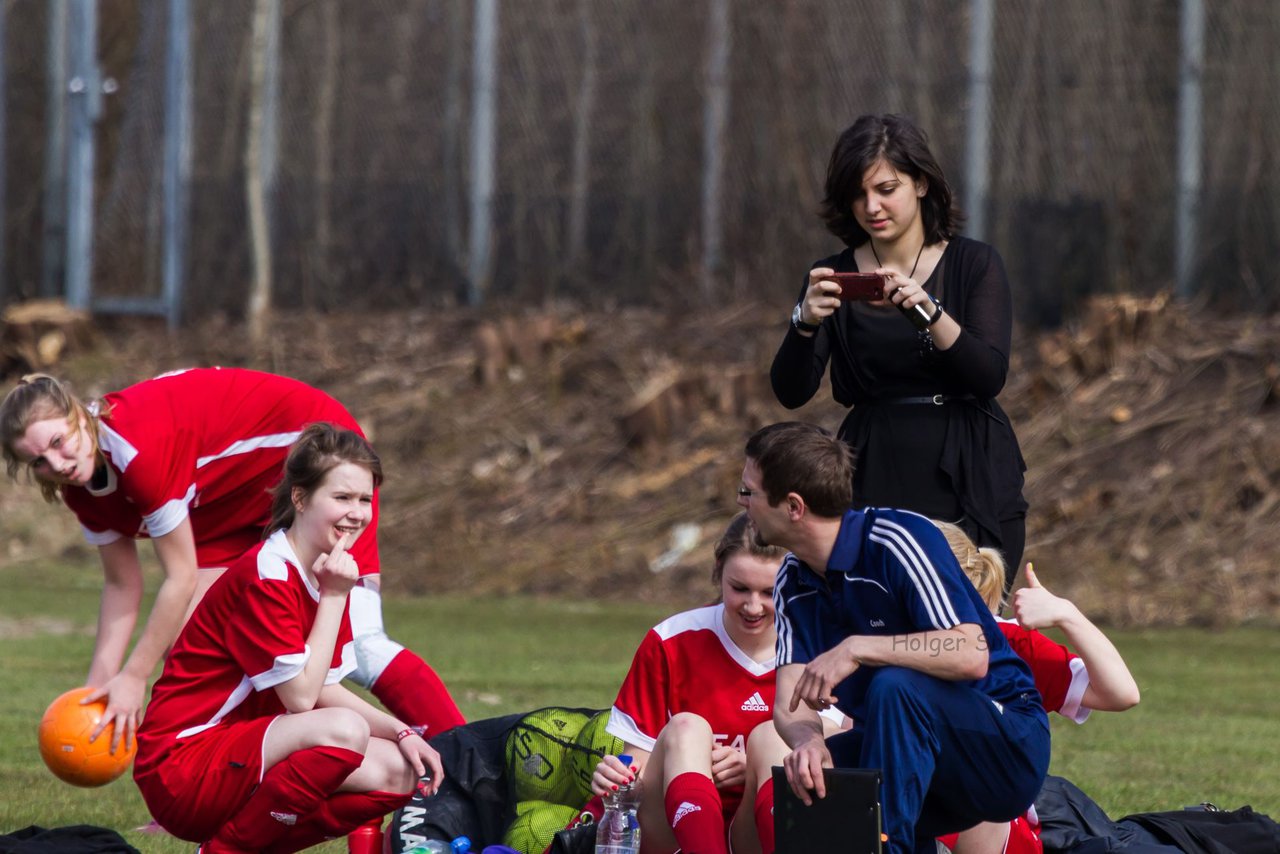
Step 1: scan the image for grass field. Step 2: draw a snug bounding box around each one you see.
[2,556,1278,852]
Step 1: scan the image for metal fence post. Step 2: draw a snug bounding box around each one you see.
[42,0,70,299]
[700,0,730,288]
[1175,0,1204,301]
[65,0,102,312]
[566,0,597,270]
[162,0,192,329]
[466,0,498,307]
[964,0,994,242]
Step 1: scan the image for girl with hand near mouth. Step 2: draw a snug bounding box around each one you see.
[132,423,444,852]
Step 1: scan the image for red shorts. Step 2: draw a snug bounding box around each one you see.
[133,716,275,842]
[937,815,1041,854]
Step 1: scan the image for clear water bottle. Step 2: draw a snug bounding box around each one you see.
[407,836,472,854]
[595,754,642,854]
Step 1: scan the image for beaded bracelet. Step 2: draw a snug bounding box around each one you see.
[396,728,416,742]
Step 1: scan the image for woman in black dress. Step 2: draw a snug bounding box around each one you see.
[771,114,1027,591]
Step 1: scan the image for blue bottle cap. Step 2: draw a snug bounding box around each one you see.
[450,836,472,854]
[618,753,633,766]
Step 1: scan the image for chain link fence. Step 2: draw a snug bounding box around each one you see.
[2,0,1277,324]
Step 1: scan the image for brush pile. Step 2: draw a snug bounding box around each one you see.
[1,296,1276,626]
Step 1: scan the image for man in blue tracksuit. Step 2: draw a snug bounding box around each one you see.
[738,422,1050,854]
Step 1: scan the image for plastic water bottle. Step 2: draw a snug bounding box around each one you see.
[595,754,641,854]
[407,837,472,854]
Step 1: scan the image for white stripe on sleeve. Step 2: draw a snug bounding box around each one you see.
[1059,656,1093,724]
[141,484,197,539]
[870,519,961,629]
[81,525,124,547]
[606,706,656,753]
[773,559,796,665]
[248,647,310,692]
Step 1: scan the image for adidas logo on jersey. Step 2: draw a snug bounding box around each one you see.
[672,801,702,827]
[741,691,769,712]
[270,811,298,825]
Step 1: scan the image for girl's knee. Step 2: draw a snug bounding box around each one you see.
[371,740,418,794]
[310,707,372,753]
[745,719,782,753]
[745,720,786,774]
[661,712,715,747]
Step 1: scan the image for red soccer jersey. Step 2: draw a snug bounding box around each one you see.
[134,530,356,779]
[61,367,379,573]
[997,619,1090,723]
[607,604,777,757]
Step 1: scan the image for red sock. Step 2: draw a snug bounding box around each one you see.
[754,777,776,854]
[371,649,465,735]
[205,746,363,852]
[262,790,411,854]
[664,771,727,854]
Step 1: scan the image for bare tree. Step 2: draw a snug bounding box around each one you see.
[567,0,598,271]
[245,0,279,343]
[443,0,467,277]
[700,0,730,290]
[312,0,339,304]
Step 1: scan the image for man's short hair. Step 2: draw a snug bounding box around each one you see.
[744,422,853,518]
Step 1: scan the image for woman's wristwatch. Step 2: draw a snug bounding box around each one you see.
[791,304,821,333]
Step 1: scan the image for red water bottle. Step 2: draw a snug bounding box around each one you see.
[348,817,383,854]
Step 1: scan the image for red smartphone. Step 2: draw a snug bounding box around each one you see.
[829,272,887,302]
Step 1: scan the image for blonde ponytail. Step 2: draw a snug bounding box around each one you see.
[933,520,1006,613]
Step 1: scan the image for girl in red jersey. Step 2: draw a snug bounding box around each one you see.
[591,513,843,854]
[935,521,1140,854]
[1,369,462,754]
[133,423,443,852]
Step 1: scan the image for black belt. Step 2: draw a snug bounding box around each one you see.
[868,394,976,406]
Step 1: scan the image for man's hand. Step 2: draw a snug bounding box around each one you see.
[782,737,833,805]
[789,637,858,712]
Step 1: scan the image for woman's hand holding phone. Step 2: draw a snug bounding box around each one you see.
[804,268,891,324]
[801,268,843,326]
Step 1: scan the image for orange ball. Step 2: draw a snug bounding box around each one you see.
[37,687,136,787]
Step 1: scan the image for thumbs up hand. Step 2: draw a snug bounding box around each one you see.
[1024,562,1043,589]
[1011,562,1078,632]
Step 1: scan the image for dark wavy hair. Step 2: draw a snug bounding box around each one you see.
[820,114,963,249]
[266,423,382,536]
[744,422,853,519]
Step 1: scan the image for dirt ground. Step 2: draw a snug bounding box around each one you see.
[2,296,1277,626]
